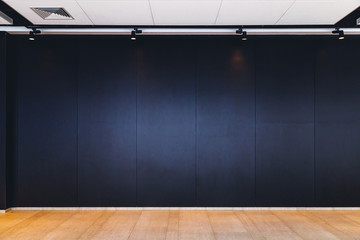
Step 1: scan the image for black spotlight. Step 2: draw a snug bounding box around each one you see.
[236,28,247,40]
[29,31,35,41]
[29,28,41,41]
[332,28,344,40]
[338,30,345,40]
[131,28,142,41]
[242,31,248,41]
[131,30,136,41]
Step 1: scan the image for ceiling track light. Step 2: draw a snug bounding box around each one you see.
[131,28,142,41]
[130,30,136,41]
[332,28,344,40]
[236,28,247,40]
[29,31,35,41]
[242,31,247,41]
[29,28,41,41]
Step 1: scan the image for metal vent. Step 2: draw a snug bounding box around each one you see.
[32,8,73,20]
[357,17,360,26]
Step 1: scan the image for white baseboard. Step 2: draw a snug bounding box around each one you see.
[8,207,360,211]
[0,210,5,213]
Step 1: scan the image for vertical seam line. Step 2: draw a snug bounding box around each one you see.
[254,39,257,207]
[195,41,198,207]
[135,41,139,207]
[313,40,317,207]
[76,37,79,207]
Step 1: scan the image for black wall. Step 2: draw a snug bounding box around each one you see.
[5,35,360,207]
[255,40,315,206]
[0,32,6,210]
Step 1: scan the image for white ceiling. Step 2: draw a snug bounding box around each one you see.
[2,0,360,26]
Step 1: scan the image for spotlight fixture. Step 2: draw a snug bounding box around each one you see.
[236,28,247,40]
[29,31,35,41]
[130,28,142,41]
[242,31,247,41]
[29,28,41,41]
[332,28,344,40]
[131,30,136,41]
[338,30,345,40]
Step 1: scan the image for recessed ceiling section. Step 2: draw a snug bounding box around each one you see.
[2,0,360,26]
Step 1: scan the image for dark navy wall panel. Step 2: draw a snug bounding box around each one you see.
[0,32,6,210]
[315,39,360,206]
[15,37,78,206]
[137,38,196,206]
[197,39,255,206]
[78,37,137,206]
[256,39,315,206]
[7,36,360,207]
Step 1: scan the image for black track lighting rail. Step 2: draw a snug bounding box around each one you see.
[1,26,359,39]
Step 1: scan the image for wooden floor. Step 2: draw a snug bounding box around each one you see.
[1,210,360,239]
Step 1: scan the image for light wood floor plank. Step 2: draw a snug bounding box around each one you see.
[310,211,360,239]
[79,211,141,240]
[341,210,360,226]
[233,211,265,240]
[179,211,215,240]
[166,211,180,240]
[0,211,75,240]
[42,211,104,240]
[207,211,253,240]
[243,211,302,240]
[273,211,340,240]
[77,211,116,240]
[300,211,353,240]
[1,210,360,239]
[128,210,169,240]
[0,211,39,233]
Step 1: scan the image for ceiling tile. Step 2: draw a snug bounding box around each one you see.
[3,0,93,25]
[150,0,221,25]
[216,0,295,25]
[77,1,154,25]
[3,0,360,26]
[277,0,360,25]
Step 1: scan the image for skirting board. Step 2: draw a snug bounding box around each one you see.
[7,207,360,211]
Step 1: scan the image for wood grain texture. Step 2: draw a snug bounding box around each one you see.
[1,210,360,239]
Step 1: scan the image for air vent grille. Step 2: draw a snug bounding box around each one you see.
[32,8,73,20]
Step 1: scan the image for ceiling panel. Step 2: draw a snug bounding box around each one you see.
[150,0,221,25]
[3,0,93,25]
[2,0,360,26]
[277,0,360,25]
[216,1,295,25]
[77,0,154,25]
